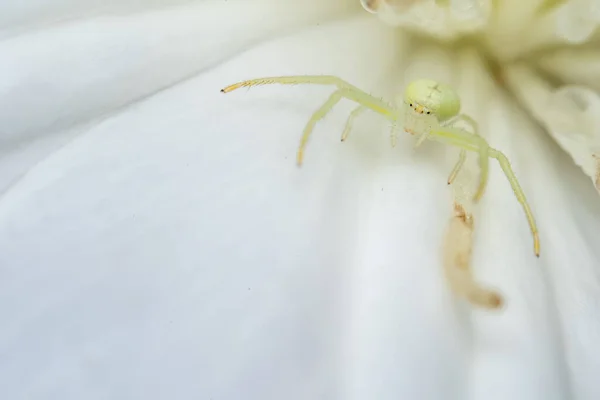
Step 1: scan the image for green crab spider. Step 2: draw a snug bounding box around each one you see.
[221,75,540,257]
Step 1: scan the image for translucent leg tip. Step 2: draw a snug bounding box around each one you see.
[296,151,304,167]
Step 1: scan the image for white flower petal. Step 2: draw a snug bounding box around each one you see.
[0,0,192,37]
[469,95,564,399]
[473,90,600,399]
[427,49,600,398]
[485,0,546,50]
[485,0,600,59]
[3,0,600,398]
[555,0,600,43]
[493,66,600,400]
[360,0,422,14]
[1,15,452,400]
[366,0,491,40]
[341,43,466,399]
[0,0,357,195]
[0,0,355,143]
[504,64,600,194]
[448,0,488,22]
[537,47,600,92]
[488,10,564,59]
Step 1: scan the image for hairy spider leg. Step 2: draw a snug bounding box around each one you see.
[414,129,430,148]
[341,105,367,142]
[475,147,491,201]
[221,76,399,165]
[415,113,489,200]
[443,114,479,133]
[489,149,540,257]
[442,114,489,202]
[298,90,344,165]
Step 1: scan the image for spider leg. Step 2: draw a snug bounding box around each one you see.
[474,145,490,202]
[297,90,344,165]
[221,75,396,120]
[221,75,352,92]
[428,125,539,256]
[490,148,540,257]
[447,149,467,184]
[222,75,400,165]
[443,114,479,133]
[341,105,367,142]
[443,114,488,202]
[414,129,430,148]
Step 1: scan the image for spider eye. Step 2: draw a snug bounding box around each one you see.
[409,103,413,107]
[426,111,431,114]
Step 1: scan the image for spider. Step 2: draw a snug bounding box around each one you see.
[221,75,540,257]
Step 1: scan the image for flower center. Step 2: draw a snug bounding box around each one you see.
[360,0,600,61]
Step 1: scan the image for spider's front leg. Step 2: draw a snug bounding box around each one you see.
[221,75,398,165]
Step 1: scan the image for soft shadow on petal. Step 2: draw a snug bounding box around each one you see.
[0,0,193,36]
[414,49,570,400]
[341,43,473,400]
[0,0,357,143]
[0,15,446,400]
[488,0,544,42]
[542,148,600,400]
[470,90,571,400]
[493,4,596,59]
[537,48,600,92]
[0,0,358,193]
[504,64,600,193]
[471,70,600,400]
[516,108,600,400]
[515,86,600,400]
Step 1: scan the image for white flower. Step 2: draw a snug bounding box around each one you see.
[1,0,599,399]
